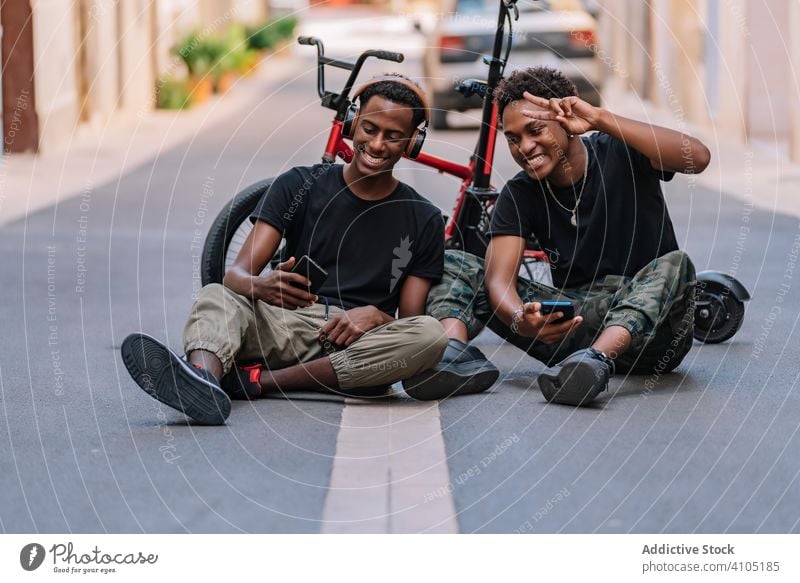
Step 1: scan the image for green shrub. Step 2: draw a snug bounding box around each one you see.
[246,16,298,51]
[246,23,278,51]
[201,35,230,81]
[169,21,277,96]
[172,28,249,85]
[172,31,211,76]
[229,47,260,75]
[156,77,191,110]
[274,16,298,39]
[223,23,248,46]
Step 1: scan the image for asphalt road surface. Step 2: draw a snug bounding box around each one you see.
[2,54,799,534]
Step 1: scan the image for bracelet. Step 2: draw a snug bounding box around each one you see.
[510,305,525,333]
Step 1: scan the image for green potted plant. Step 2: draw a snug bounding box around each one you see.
[172,31,213,102]
[230,46,260,77]
[213,25,249,92]
[156,77,192,110]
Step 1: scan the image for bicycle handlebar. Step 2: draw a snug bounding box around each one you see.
[298,37,406,116]
[372,50,404,63]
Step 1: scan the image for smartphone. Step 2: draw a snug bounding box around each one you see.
[291,255,328,295]
[539,300,575,323]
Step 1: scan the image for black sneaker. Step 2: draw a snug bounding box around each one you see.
[120,333,231,425]
[221,363,264,400]
[402,338,500,401]
[537,348,614,406]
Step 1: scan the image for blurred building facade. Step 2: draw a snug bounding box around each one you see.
[598,0,800,163]
[1,0,268,154]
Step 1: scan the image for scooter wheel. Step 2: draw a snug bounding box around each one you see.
[693,280,746,344]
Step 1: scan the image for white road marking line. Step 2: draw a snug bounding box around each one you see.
[321,398,458,533]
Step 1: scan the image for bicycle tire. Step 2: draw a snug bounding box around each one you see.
[201,178,275,286]
[453,190,495,258]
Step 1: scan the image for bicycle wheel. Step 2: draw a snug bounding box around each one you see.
[693,280,746,344]
[201,178,275,286]
[451,188,496,258]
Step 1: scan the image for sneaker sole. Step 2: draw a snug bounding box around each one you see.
[121,333,231,425]
[537,360,606,406]
[403,362,499,401]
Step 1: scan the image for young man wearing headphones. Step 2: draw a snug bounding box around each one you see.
[121,75,459,425]
[419,67,708,406]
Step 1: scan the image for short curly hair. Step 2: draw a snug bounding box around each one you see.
[494,67,578,118]
[359,74,427,128]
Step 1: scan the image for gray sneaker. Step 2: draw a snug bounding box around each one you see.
[537,348,614,406]
[121,333,231,425]
[402,338,499,401]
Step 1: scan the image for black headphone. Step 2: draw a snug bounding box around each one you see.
[342,75,429,159]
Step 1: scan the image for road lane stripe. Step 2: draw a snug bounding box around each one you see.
[321,398,457,533]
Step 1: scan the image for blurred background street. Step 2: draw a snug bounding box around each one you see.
[1,0,800,533]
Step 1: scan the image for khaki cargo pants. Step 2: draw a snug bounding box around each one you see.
[427,250,696,374]
[183,283,448,388]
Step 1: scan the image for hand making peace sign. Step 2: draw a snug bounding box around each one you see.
[520,91,601,136]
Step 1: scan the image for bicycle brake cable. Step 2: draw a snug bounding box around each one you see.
[502,7,513,76]
[498,0,517,79]
[503,0,519,20]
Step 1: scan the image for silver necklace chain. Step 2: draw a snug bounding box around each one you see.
[544,140,589,227]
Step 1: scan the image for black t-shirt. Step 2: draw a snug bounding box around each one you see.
[489,132,679,288]
[251,164,444,315]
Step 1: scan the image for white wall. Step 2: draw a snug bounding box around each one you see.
[117,0,155,112]
[31,0,80,153]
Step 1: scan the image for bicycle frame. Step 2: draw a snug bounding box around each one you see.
[302,0,544,260]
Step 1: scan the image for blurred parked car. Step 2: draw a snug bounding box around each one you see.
[422,0,604,128]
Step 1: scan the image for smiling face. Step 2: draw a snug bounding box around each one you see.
[502,99,571,181]
[350,95,415,179]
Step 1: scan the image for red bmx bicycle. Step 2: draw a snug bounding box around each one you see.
[200,0,748,343]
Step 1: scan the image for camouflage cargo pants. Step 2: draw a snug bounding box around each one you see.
[426,249,697,374]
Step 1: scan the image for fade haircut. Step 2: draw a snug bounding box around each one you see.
[358,73,426,128]
[494,67,578,119]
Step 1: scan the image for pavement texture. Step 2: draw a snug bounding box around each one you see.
[2,13,799,533]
